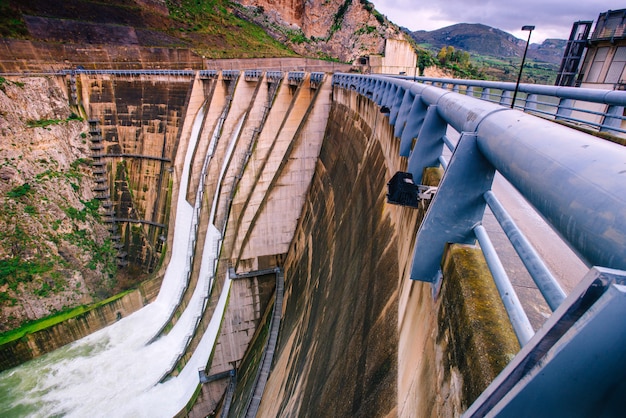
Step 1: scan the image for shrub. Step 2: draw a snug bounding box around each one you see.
[7,183,31,198]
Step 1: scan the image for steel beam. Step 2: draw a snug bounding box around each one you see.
[410,133,495,282]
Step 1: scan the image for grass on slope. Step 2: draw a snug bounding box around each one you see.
[0,0,28,38]
[166,0,297,58]
[0,0,297,59]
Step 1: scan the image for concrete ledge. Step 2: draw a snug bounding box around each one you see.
[439,243,520,408]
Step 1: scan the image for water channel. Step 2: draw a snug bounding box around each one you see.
[0,104,241,417]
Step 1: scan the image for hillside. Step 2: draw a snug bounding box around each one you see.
[0,0,402,63]
[409,23,566,64]
[0,76,118,331]
[232,0,403,62]
[0,0,297,59]
[408,23,566,83]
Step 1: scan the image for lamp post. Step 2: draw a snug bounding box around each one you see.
[511,25,535,109]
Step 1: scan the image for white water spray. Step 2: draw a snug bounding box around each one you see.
[0,99,246,417]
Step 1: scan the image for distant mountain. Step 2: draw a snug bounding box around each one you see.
[407,23,566,65]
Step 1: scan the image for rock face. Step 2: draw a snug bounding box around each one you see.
[0,76,117,330]
[234,0,404,62]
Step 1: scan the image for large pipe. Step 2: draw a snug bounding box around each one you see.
[335,73,626,272]
[476,109,626,271]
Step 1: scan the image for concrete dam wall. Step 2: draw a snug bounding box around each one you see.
[251,86,517,417]
[0,71,517,416]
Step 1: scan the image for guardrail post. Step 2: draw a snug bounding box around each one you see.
[394,90,415,139]
[500,90,512,107]
[372,79,378,105]
[600,104,624,132]
[360,77,373,98]
[465,267,626,417]
[524,93,538,111]
[382,83,397,109]
[555,97,574,120]
[410,133,495,282]
[389,86,406,126]
[399,95,428,157]
[407,105,447,183]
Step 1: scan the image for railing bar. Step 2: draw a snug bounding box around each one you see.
[559,115,626,133]
[438,155,448,170]
[442,134,455,152]
[404,75,626,110]
[522,108,626,134]
[473,224,534,346]
[483,191,566,311]
[599,123,626,134]
[553,104,619,119]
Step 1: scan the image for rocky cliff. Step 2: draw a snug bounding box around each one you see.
[0,76,118,330]
[233,0,405,62]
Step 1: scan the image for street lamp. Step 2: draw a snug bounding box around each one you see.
[511,25,535,109]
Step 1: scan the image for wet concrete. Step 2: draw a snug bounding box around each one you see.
[258,97,399,417]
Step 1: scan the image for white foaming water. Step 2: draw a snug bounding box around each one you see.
[154,102,206,309]
[0,107,243,417]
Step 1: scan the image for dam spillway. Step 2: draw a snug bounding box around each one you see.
[2,67,626,417]
[0,69,492,417]
[0,70,337,416]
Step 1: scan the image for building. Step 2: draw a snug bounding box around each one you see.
[557,9,626,89]
[353,38,417,75]
[556,9,626,135]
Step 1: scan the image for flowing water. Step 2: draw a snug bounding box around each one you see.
[0,105,245,417]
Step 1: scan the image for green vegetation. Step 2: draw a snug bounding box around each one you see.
[165,0,297,58]
[359,0,385,25]
[371,9,385,26]
[289,31,309,45]
[0,290,133,345]
[0,151,114,312]
[331,0,352,34]
[70,157,91,171]
[82,197,100,213]
[35,158,89,184]
[417,42,558,84]
[471,55,557,84]
[0,0,28,39]
[354,25,377,36]
[436,45,486,79]
[63,206,87,222]
[0,256,54,290]
[26,113,84,128]
[6,183,31,199]
[417,50,436,76]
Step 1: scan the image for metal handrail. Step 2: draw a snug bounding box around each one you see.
[391,75,626,136]
[333,73,626,347]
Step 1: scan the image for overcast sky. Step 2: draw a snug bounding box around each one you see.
[373,1,626,43]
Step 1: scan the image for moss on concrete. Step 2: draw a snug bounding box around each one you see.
[423,166,443,187]
[0,287,147,371]
[438,243,520,407]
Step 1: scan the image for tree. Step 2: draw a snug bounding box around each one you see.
[417,51,435,76]
[437,46,455,65]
